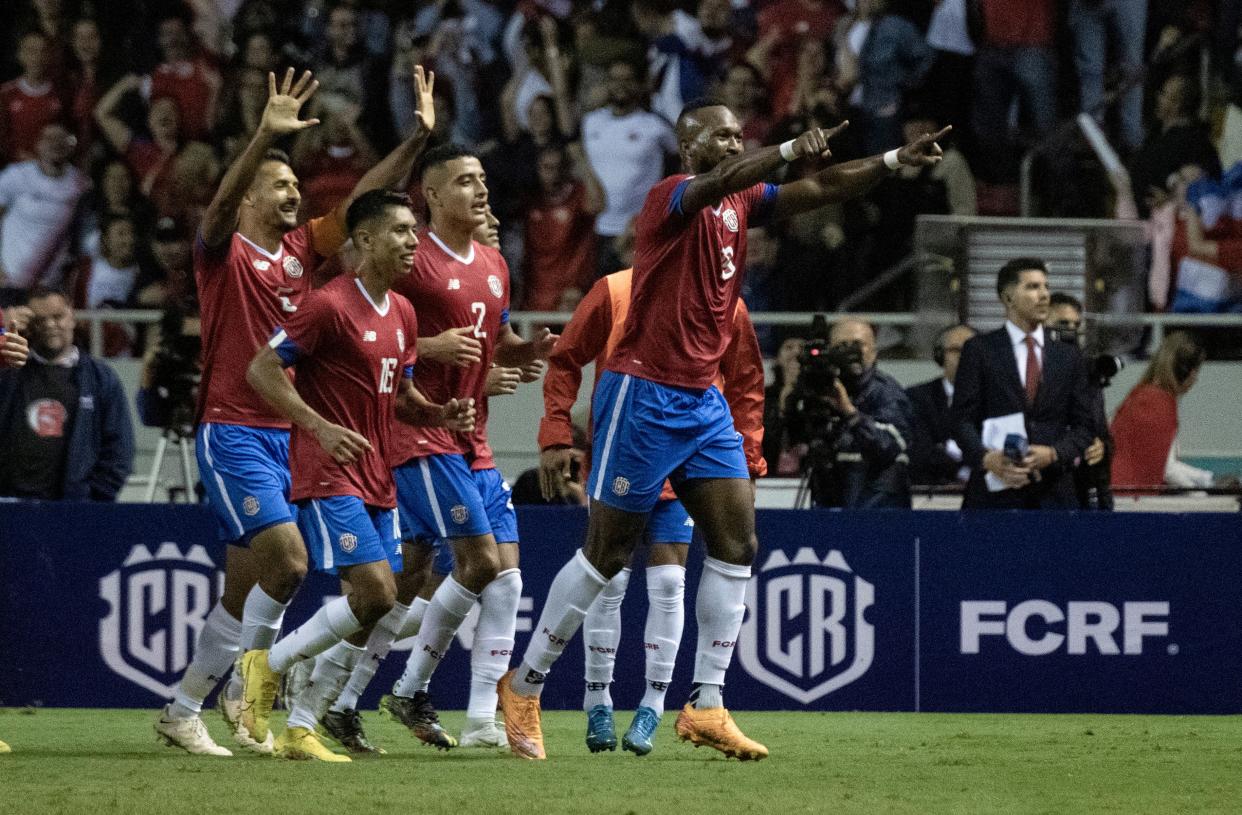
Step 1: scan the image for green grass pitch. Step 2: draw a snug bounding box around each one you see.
[1,708,1240,814]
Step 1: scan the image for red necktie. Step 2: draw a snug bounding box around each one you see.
[1025,334,1041,404]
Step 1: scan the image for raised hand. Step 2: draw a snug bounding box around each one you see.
[0,330,29,369]
[421,326,483,367]
[259,68,320,137]
[791,120,850,161]
[896,125,951,168]
[412,64,436,135]
[312,420,372,465]
[442,397,476,433]
[486,365,522,396]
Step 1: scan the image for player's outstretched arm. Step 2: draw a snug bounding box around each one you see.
[336,65,436,222]
[771,126,950,221]
[676,123,846,216]
[395,378,476,432]
[247,345,372,464]
[200,69,321,248]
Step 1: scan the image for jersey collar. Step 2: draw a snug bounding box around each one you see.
[354,277,390,316]
[427,231,475,265]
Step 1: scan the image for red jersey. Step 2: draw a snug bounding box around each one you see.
[150,58,220,143]
[274,274,418,508]
[0,79,65,164]
[195,216,347,428]
[606,174,776,390]
[542,269,767,482]
[522,181,597,311]
[390,231,510,466]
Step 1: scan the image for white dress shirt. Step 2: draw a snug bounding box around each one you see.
[1004,320,1044,388]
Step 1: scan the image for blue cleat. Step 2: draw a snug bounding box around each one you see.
[585,705,617,752]
[622,706,661,756]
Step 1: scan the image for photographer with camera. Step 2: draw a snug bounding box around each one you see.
[952,259,1093,510]
[786,317,914,508]
[136,300,201,436]
[1047,293,1117,510]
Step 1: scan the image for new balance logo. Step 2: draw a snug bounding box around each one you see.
[363,330,377,342]
[448,279,461,290]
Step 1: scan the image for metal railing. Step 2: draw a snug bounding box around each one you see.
[74,308,1242,358]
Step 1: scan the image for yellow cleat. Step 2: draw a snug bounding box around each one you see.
[674,704,769,761]
[275,727,351,762]
[239,649,281,744]
[0,738,10,753]
[496,669,545,760]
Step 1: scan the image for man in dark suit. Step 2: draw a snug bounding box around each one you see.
[907,324,976,486]
[951,258,1094,509]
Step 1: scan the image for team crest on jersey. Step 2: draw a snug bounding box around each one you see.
[738,548,875,704]
[253,259,272,271]
[339,533,358,553]
[487,275,504,298]
[722,208,740,233]
[451,505,470,524]
[242,496,260,516]
[612,477,630,497]
[99,543,224,697]
[283,256,304,278]
[396,329,405,352]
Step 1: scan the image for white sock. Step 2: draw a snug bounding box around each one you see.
[691,556,750,706]
[396,596,429,641]
[512,550,608,697]
[582,567,628,710]
[241,585,288,651]
[168,604,241,719]
[641,564,686,716]
[268,596,362,674]
[468,568,522,722]
[330,602,409,714]
[394,576,478,696]
[287,641,364,731]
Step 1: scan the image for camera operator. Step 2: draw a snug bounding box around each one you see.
[786,317,914,508]
[1047,293,1117,510]
[136,300,201,436]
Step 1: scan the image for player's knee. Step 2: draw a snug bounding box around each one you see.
[457,546,499,593]
[350,580,397,626]
[712,530,757,567]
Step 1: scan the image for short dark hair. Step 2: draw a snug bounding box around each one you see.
[262,148,292,168]
[1049,292,1083,312]
[996,257,1048,297]
[346,189,413,234]
[418,143,476,181]
[25,286,69,305]
[678,96,727,122]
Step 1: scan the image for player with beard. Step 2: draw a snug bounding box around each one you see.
[239,190,474,760]
[155,66,438,756]
[499,101,948,760]
[372,145,555,751]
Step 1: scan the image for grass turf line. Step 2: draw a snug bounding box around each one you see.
[0,708,1240,814]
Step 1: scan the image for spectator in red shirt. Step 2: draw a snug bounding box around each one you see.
[149,13,221,144]
[292,109,378,220]
[0,30,66,165]
[749,0,843,117]
[67,17,105,164]
[522,142,604,311]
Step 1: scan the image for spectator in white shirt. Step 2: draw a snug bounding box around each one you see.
[582,57,677,279]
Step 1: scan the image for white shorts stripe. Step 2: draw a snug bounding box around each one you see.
[312,499,333,571]
[592,374,632,501]
[419,458,449,538]
[202,424,245,538]
[391,506,400,541]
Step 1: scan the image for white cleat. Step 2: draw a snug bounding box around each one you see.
[218,684,275,755]
[155,707,233,756]
[459,718,508,749]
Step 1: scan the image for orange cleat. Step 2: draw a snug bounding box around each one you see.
[497,669,546,760]
[674,704,769,761]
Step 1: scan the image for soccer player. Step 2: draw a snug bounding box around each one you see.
[154,66,438,756]
[537,266,765,756]
[240,188,474,761]
[498,102,949,760]
[379,144,555,750]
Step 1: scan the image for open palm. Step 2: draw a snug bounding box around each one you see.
[259,68,320,137]
[412,64,436,135]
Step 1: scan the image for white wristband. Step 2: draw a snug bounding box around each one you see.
[779,140,798,162]
[883,149,901,170]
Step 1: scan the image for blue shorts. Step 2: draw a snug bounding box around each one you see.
[297,495,402,575]
[196,423,296,544]
[425,467,520,576]
[394,454,492,544]
[589,371,747,513]
[649,498,694,545]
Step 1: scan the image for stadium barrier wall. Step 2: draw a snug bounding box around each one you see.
[1,503,1238,714]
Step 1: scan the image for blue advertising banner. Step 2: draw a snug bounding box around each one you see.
[1,503,1239,713]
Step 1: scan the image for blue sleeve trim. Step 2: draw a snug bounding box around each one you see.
[268,327,302,367]
[750,182,779,226]
[667,178,693,216]
[403,365,414,379]
[500,309,510,326]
